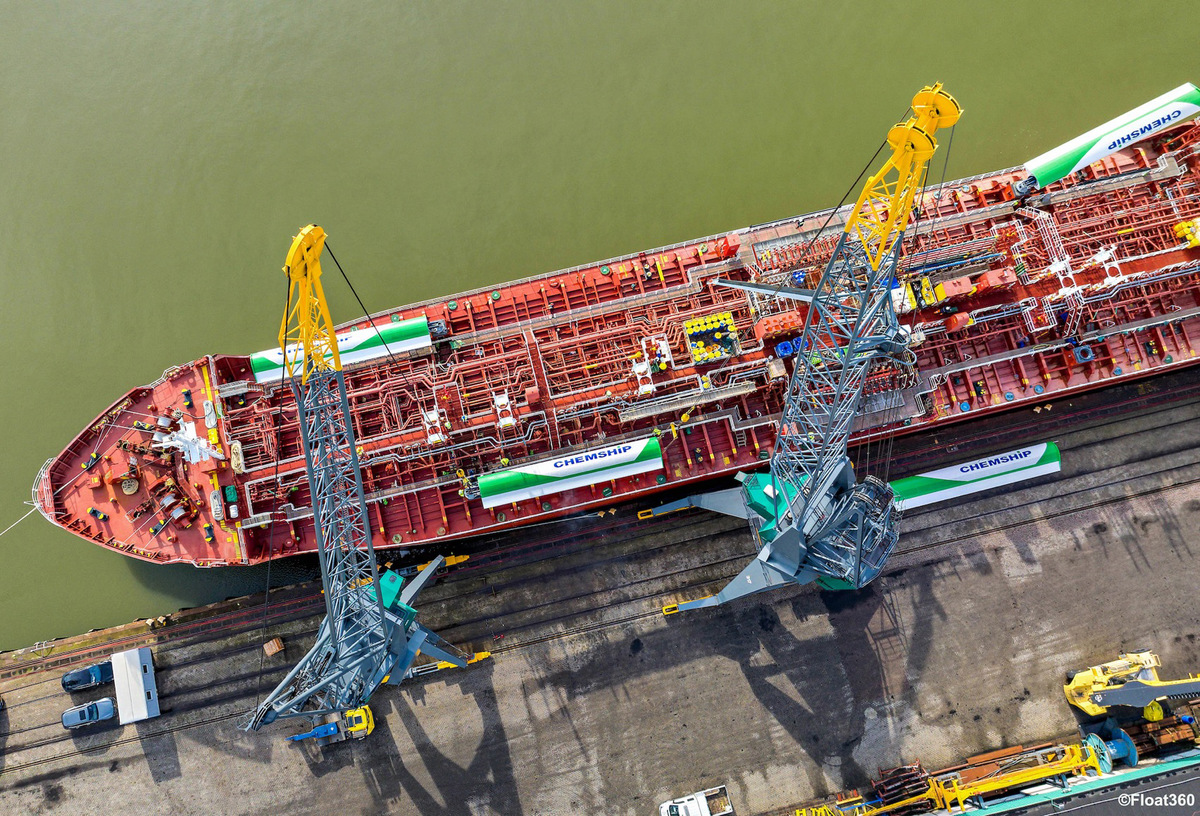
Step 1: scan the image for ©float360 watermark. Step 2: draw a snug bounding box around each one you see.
[1117,790,1195,808]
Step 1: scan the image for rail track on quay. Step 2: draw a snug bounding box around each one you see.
[3,466,1196,777]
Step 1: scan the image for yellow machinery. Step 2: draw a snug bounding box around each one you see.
[846,84,961,270]
[930,742,1104,812]
[796,740,1111,816]
[285,704,374,744]
[1175,218,1200,248]
[685,311,739,364]
[793,742,1106,815]
[789,648,1200,814]
[1065,650,1200,718]
[279,225,340,382]
[343,705,374,736]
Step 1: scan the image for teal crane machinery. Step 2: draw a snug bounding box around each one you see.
[662,85,962,612]
[246,226,468,731]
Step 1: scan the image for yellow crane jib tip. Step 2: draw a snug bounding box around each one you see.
[888,84,963,160]
[285,224,327,276]
[844,84,962,269]
[911,83,963,132]
[279,224,341,382]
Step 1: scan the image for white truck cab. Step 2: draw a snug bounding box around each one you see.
[658,785,733,816]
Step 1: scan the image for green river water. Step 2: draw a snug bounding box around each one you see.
[1,1,1198,651]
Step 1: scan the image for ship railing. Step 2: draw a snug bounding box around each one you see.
[145,361,199,391]
[1061,290,1086,338]
[743,164,1026,240]
[30,457,57,522]
[748,202,1028,292]
[564,364,773,427]
[1039,154,1186,208]
[617,381,760,424]
[242,387,559,487]
[740,261,810,318]
[1018,298,1043,336]
[248,398,771,526]
[344,230,747,333]
[968,302,1027,325]
[343,166,1032,336]
[903,235,995,268]
[1017,207,1071,269]
[242,407,552,515]
[1079,303,1200,344]
[252,421,684,525]
[914,296,1200,401]
[1081,259,1200,306]
[406,257,743,352]
[1003,220,1036,284]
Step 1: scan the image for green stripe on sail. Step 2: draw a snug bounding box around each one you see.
[1025,83,1200,189]
[343,316,430,352]
[891,472,977,503]
[478,438,662,499]
[251,364,271,379]
[249,316,429,378]
[250,349,282,377]
[890,442,1060,503]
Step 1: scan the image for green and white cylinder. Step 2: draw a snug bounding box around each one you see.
[891,442,1061,511]
[1025,83,1200,189]
[478,437,664,509]
[250,316,432,383]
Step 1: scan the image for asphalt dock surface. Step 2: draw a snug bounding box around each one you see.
[3,370,1200,815]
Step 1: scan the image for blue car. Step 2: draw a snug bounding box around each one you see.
[61,697,115,729]
[61,661,114,692]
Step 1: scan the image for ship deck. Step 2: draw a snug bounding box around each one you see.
[35,120,1200,566]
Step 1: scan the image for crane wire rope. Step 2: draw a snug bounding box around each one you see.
[762,107,910,525]
[772,139,888,292]
[250,272,294,716]
[758,104,913,303]
[0,506,38,539]
[879,122,957,489]
[324,241,400,367]
[247,237,402,718]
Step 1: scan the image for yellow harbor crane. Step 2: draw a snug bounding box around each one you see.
[247,226,473,734]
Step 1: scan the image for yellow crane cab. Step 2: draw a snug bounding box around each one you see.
[344,705,374,737]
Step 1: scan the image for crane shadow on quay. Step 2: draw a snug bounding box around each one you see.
[522,579,946,797]
[292,658,524,816]
[136,719,181,784]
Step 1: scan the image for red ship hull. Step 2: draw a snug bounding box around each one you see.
[36,121,1200,566]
